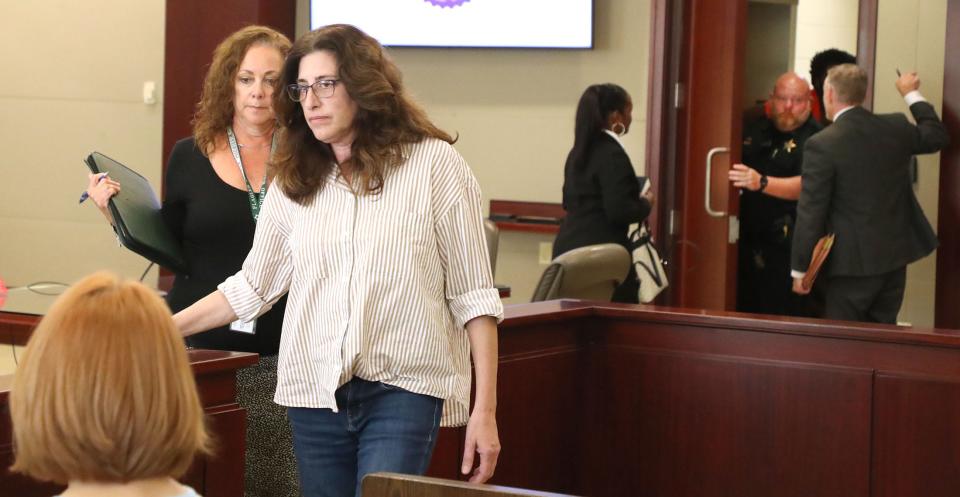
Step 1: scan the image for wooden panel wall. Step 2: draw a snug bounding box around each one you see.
[428,301,960,496]
[162,0,296,184]
[935,0,960,328]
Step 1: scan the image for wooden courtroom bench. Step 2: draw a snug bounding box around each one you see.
[362,472,579,497]
[425,300,960,497]
[7,299,960,496]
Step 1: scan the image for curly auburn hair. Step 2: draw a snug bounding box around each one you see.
[272,24,455,204]
[192,25,292,156]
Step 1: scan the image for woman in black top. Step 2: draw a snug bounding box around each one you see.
[84,26,297,497]
[552,83,654,303]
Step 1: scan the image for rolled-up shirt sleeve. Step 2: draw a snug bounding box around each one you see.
[435,169,504,329]
[218,184,294,322]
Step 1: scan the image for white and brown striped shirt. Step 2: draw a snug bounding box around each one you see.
[218,138,503,426]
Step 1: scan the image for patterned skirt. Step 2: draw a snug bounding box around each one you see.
[237,354,301,497]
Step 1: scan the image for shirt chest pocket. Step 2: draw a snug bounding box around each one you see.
[288,225,333,283]
[369,211,433,253]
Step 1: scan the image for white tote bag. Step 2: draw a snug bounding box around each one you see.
[627,222,668,303]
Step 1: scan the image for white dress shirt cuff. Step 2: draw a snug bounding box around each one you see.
[218,273,273,322]
[904,90,927,106]
[791,270,806,279]
[448,287,504,329]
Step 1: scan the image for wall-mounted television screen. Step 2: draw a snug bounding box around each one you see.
[310,0,593,49]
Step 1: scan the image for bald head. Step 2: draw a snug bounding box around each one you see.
[775,72,809,95]
[770,72,811,132]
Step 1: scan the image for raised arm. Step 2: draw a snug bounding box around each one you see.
[896,71,949,153]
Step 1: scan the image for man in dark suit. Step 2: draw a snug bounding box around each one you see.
[790,64,949,323]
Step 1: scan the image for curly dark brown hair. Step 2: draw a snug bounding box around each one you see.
[272,24,455,204]
[192,25,292,156]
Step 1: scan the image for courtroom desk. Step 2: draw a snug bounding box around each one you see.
[427,300,960,497]
[0,347,257,497]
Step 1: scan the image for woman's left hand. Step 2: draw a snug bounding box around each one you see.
[461,409,501,484]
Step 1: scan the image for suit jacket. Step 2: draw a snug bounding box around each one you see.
[791,102,949,277]
[553,132,651,257]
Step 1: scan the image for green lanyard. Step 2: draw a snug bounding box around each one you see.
[227,127,276,221]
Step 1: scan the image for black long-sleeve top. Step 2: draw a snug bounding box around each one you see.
[553,132,651,258]
[162,137,286,355]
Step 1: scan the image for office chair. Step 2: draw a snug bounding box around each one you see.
[530,243,630,302]
[483,218,500,277]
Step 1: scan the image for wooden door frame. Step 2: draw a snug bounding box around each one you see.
[935,0,960,328]
[644,0,879,305]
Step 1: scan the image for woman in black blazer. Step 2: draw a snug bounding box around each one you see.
[552,83,653,303]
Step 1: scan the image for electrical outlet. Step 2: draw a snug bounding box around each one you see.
[539,242,553,264]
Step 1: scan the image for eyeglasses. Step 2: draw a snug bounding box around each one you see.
[286,79,339,102]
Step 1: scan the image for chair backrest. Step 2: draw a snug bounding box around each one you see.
[361,472,581,496]
[530,263,564,302]
[483,219,500,277]
[531,243,630,302]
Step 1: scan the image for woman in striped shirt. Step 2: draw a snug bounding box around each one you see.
[173,24,503,497]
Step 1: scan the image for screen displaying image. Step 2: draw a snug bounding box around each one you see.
[310,0,593,49]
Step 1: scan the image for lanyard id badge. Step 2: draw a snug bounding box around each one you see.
[229,318,256,334]
[225,127,276,335]
[227,127,276,221]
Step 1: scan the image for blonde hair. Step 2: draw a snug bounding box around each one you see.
[193,25,292,156]
[10,272,212,484]
[826,63,868,105]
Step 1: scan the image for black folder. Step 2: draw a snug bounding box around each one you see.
[85,152,188,274]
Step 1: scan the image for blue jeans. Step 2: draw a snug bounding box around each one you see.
[287,378,443,497]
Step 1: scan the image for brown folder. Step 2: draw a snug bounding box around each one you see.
[802,233,835,291]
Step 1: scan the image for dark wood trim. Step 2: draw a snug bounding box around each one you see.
[644,0,684,306]
[857,0,879,110]
[0,312,38,346]
[425,300,960,496]
[935,0,960,328]
[490,222,559,234]
[489,200,564,234]
[643,0,671,240]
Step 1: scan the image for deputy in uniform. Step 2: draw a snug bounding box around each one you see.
[729,72,821,316]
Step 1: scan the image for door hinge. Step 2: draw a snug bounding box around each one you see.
[674,82,685,109]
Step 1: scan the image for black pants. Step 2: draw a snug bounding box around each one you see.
[612,265,640,304]
[737,241,808,317]
[824,267,906,324]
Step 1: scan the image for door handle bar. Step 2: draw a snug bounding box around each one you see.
[705,146,729,218]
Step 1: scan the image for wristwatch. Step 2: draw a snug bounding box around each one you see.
[758,174,769,193]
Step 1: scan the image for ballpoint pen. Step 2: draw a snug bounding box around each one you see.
[78,172,110,204]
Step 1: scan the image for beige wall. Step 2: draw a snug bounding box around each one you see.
[0,1,946,320]
[874,0,948,327]
[792,0,859,79]
[743,1,796,108]
[0,1,166,288]
[298,0,651,302]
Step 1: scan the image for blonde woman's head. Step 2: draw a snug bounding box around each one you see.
[9,271,211,484]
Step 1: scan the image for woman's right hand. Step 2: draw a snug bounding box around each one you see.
[86,172,121,210]
[642,189,656,209]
